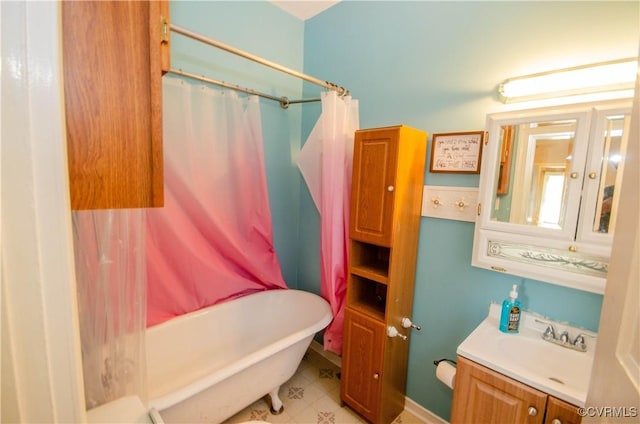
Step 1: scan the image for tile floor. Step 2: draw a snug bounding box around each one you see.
[222,347,424,424]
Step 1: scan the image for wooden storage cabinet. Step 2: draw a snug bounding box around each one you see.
[451,356,582,424]
[341,126,427,424]
[61,0,169,210]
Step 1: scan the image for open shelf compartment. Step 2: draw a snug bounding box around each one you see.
[347,274,387,321]
[350,241,390,284]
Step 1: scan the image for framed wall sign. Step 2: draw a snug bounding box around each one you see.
[429,131,485,174]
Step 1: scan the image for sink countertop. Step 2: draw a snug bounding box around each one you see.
[456,303,597,407]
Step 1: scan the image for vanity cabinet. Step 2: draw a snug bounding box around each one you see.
[473,100,632,294]
[341,126,427,424]
[61,0,170,210]
[451,356,582,424]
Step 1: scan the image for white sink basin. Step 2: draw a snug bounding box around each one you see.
[457,304,596,407]
[495,332,592,392]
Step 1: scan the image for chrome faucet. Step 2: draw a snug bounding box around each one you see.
[542,324,556,341]
[539,322,587,352]
[572,334,587,351]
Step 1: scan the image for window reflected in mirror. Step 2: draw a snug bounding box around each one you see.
[491,119,576,230]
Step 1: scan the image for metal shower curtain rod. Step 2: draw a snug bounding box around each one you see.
[168,23,349,109]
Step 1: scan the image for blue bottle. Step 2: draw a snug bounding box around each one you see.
[499,284,521,333]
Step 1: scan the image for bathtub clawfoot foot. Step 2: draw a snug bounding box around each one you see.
[268,387,284,415]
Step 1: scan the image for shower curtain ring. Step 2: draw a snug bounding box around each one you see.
[279,97,290,109]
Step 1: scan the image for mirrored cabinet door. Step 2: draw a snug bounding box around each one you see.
[481,109,592,241]
[577,108,632,244]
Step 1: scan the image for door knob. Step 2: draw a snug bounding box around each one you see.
[387,185,394,192]
[528,406,538,416]
[373,373,379,380]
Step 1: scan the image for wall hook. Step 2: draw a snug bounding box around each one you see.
[455,200,468,210]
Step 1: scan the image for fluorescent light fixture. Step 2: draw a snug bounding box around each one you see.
[499,58,638,103]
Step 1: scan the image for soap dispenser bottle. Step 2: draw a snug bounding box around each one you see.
[499,284,521,333]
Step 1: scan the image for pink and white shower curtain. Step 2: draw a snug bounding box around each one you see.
[297,91,360,355]
[146,77,287,326]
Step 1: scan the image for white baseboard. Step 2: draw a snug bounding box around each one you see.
[403,397,448,424]
[308,341,448,424]
[309,340,342,367]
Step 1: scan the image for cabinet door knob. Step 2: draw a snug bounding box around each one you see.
[551,419,562,424]
[387,185,394,192]
[373,373,379,380]
[588,172,598,179]
[568,245,577,253]
[570,172,579,179]
[528,406,538,416]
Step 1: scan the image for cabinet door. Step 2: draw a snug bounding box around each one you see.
[341,308,385,422]
[451,356,547,424]
[62,0,166,209]
[544,397,582,424]
[577,107,631,245]
[350,128,399,247]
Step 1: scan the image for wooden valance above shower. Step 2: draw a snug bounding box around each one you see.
[168,23,350,109]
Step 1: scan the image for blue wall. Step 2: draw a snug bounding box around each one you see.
[170,0,639,420]
[170,1,306,286]
[302,1,638,420]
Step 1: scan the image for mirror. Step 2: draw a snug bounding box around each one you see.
[592,114,630,234]
[491,119,577,230]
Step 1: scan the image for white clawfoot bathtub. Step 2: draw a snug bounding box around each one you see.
[145,289,332,423]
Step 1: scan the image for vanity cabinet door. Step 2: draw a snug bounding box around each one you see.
[350,127,400,246]
[544,396,582,424]
[341,307,385,423]
[62,0,169,209]
[451,356,547,424]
